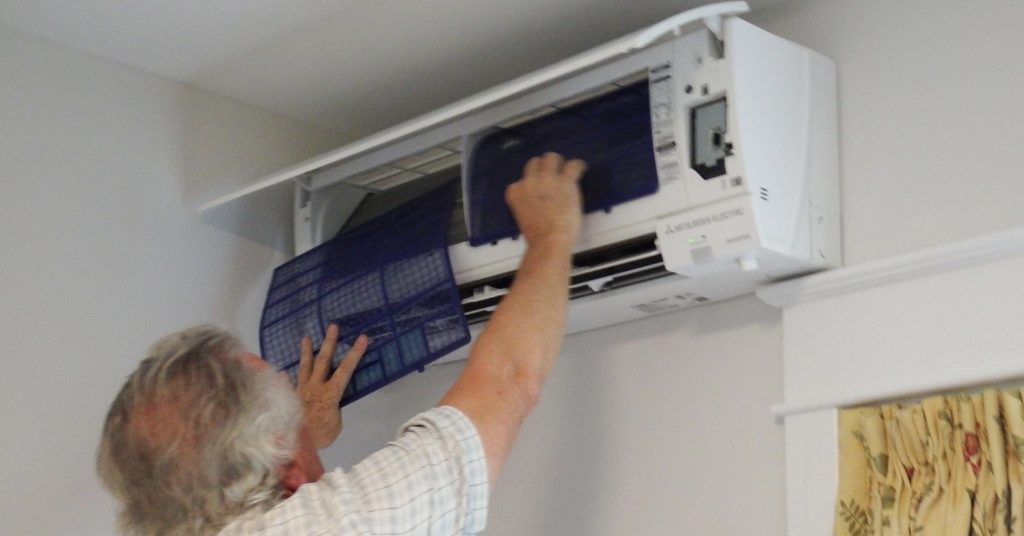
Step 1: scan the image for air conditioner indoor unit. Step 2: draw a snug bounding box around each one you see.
[203,1,840,364]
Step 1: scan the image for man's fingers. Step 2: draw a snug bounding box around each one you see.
[528,152,583,181]
[328,334,370,391]
[312,324,340,379]
[538,152,563,173]
[298,336,313,385]
[319,324,340,359]
[563,159,587,182]
[524,156,541,178]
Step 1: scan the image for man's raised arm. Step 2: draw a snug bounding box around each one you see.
[439,152,586,485]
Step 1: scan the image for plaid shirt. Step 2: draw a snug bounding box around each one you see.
[220,406,489,535]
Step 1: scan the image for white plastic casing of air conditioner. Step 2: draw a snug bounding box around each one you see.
[201,2,840,364]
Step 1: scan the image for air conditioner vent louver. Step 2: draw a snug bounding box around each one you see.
[460,234,675,325]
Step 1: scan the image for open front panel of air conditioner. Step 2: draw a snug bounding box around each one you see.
[301,13,839,337]
[203,2,839,366]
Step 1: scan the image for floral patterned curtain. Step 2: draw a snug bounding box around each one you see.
[835,389,1024,536]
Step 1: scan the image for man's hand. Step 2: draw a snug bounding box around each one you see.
[297,324,369,450]
[505,152,587,248]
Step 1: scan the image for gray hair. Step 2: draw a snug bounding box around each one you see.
[97,325,301,535]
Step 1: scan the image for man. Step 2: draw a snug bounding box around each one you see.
[97,152,587,535]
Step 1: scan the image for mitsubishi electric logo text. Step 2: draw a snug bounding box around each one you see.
[663,208,745,235]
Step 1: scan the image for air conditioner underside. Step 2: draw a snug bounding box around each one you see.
[433,257,776,365]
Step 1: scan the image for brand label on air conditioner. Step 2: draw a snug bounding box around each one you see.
[655,197,760,277]
[631,293,709,314]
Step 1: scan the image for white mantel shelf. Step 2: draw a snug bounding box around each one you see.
[756,226,1024,309]
[757,224,1024,422]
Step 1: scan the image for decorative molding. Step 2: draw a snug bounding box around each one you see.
[756,226,1024,308]
[771,365,1024,419]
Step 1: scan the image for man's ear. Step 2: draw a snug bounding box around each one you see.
[280,461,307,498]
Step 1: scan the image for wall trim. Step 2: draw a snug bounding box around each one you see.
[756,226,1024,308]
[771,366,1024,419]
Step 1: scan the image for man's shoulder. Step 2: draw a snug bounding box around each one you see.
[217,406,488,535]
[217,471,359,534]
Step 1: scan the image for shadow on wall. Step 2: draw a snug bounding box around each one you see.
[173,84,343,253]
[489,295,781,534]
[198,185,293,253]
[515,330,614,535]
[169,85,343,340]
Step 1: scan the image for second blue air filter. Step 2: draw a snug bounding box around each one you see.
[259,179,470,406]
[466,80,660,246]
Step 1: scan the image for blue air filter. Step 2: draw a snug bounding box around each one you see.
[259,180,470,406]
[466,80,660,246]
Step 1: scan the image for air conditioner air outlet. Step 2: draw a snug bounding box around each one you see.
[459,233,673,323]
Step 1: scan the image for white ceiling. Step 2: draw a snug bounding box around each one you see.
[0,1,781,140]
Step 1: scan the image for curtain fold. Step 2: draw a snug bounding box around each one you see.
[835,389,1024,536]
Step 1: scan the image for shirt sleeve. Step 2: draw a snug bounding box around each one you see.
[340,405,489,535]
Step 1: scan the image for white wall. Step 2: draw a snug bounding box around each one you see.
[0,25,340,534]
[747,0,1024,265]
[327,1,1024,535]
[331,296,785,535]
[7,0,1023,534]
